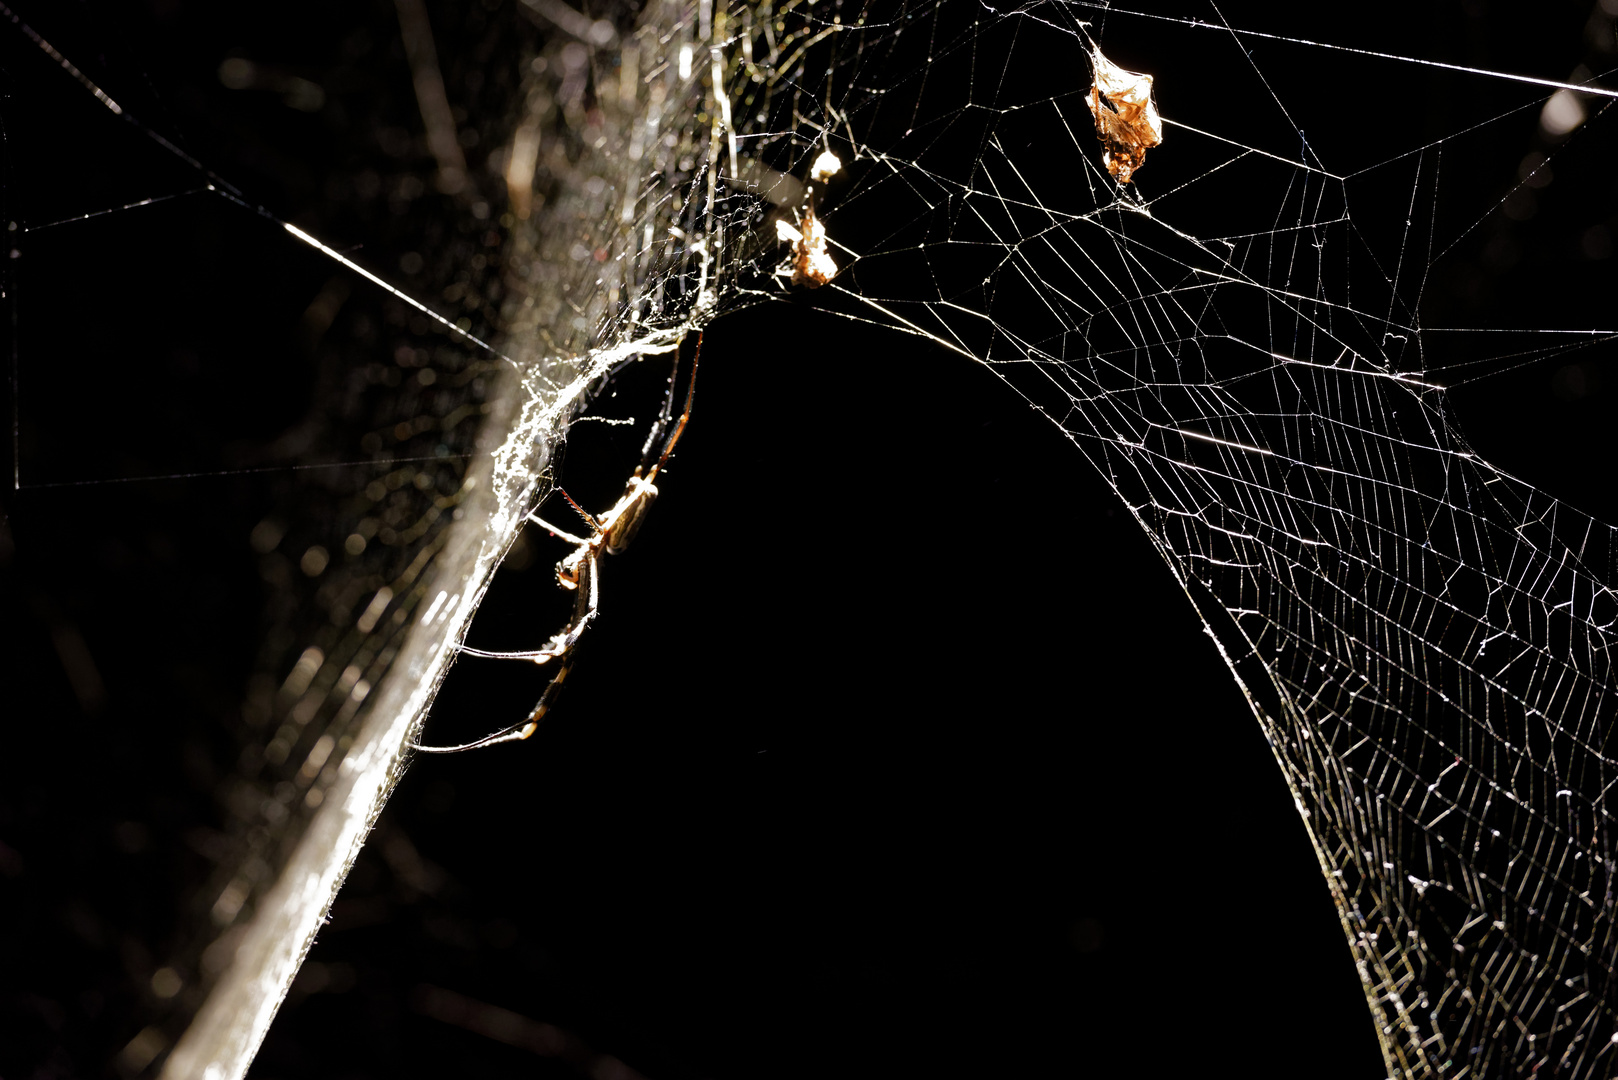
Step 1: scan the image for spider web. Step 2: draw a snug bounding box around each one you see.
[791,4,1618,1074]
[5,0,1618,1076]
[802,5,1618,1075]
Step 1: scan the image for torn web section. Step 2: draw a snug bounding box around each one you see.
[794,4,1618,1076]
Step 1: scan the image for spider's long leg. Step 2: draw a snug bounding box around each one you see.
[453,549,600,662]
[526,512,589,546]
[415,553,600,752]
[557,488,601,530]
[645,331,702,482]
[636,348,683,467]
[409,652,577,753]
[540,548,599,657]
[456,644,567,662]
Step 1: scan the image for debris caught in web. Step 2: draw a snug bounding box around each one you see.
[1085,46,1162,183]
[774,149,842,287]
[776,204,837,288]
[809,148,843,183]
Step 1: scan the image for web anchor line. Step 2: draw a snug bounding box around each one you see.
[4,3,521,491]
[0,0,514,378]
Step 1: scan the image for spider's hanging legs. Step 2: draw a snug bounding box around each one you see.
[410,654,578,753]
[410,548,598,753]
[410,332,702,753]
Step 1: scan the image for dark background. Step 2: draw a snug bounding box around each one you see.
[3,1,1614,1078]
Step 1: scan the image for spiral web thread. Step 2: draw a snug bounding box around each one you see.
[778,3,1618,1074]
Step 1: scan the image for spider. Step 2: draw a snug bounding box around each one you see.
[412,332,702,753]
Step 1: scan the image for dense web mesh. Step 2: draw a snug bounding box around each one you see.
[797,7,1618,1073]
[8,0,1618,1076]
